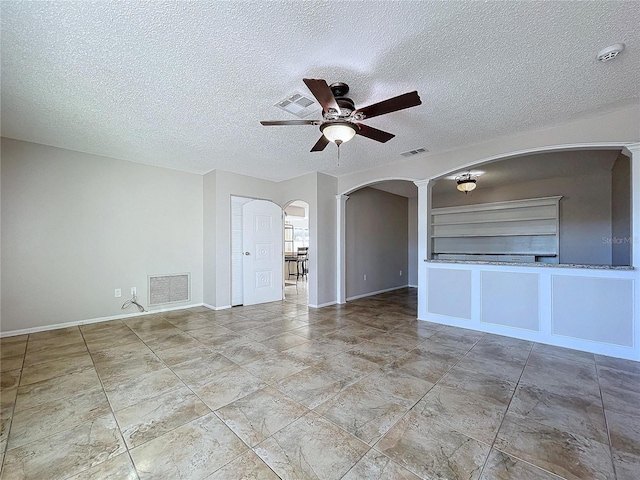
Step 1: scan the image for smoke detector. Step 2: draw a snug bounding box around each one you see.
[597,44,625,62]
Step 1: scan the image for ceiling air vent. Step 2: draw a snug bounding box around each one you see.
[401,148,428,158]
[275,91,319,118]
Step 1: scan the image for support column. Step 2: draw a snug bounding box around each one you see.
[336,194,349,304]
[623,142,640,360]
[414,180,429,319]
[624,143,640,269]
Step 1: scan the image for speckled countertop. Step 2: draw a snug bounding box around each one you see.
[425,259,634,270]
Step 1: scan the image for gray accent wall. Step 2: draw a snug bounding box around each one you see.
[1,138,204,332]
[432,171,613,266]
[346,187,408,299]
[611,153,631,266]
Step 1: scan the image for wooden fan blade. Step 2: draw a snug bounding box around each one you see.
[354,91,421,119]
[310,135,330,152]
[260,120,318,126]
[303,78,340,113]
[356,123,395,143]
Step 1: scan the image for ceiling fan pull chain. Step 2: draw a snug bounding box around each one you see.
[336,141,341,166]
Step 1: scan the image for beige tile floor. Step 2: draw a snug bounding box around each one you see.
[1,284,639,479]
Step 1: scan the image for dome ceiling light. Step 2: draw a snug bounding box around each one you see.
[456,173,477,193]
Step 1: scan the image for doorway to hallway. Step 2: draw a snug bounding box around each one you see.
[283,200,310,304]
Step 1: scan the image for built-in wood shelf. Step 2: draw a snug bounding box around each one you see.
[431,196,562,257]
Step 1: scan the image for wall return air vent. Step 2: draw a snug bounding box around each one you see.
[148,273,190,306]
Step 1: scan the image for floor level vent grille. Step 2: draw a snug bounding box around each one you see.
[148,273,190,306]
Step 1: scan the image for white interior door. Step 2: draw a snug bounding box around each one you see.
[242,200,283,305]
[231,196,253,306]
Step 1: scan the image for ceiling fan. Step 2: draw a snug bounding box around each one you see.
[260,78,422,152]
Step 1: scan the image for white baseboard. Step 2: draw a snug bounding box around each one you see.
[408,284,418,288]
[346,284,409,302]
[0,303,204,337]
[308,301,337,309]
[203,303,232,311]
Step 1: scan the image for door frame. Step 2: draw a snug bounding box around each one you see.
[283,200,311,303]
[230,194,280,306]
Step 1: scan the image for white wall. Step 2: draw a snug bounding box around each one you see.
[346,187,408,298]
[203,170,339,309]
[4,104,638,337]
[206,170,277,309]
[408,196,418,286]
[273,172,319,306]
[1,138,204,333]
[432,171,613,265]
[424,262,638,360]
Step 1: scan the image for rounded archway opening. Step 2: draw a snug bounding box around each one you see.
[428,148,630,267]
[341,180,419,307]
[283,200,310,305]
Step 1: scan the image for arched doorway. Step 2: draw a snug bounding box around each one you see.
[336,179,419,304]
[283,200,310,305]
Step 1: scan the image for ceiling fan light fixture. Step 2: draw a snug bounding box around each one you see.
[456,174,477,193]
[320,122,357,145]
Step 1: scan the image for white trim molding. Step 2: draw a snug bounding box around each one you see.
[0,303,205,338]
[431,142,634,183]
[309,301,337,309]
[204,303,232,311]
[422,261,638,361]
[336,194,349,304]
[342,177,419,196]
[415,142,640,359]
[347,285,410,302]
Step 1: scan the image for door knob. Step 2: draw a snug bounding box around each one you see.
[243,252,251,255]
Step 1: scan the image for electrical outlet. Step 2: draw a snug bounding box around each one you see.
[400,270,403,276]
[114,288,121,298]
[131,287,137,296]
[364,274,367,281]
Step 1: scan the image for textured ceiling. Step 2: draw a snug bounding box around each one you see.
[1,1,638,181]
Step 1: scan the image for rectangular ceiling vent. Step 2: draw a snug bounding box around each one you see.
[148,273,190,306]
[401,147,428,158]
[275,91,319,118]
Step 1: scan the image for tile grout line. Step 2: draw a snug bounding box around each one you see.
[119,310,294,478]
[10,326,140,479]
[7,292,623,480]
[594,360,619,480]
[78,325,142,480]
[163,309,308,479]
[316,327,485,479]
[474,340,560,480]
[94,313,259,474]
[1,334,29,476]
[226,313,422,478]
[372,330,488,467]
[475,340,531,473]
